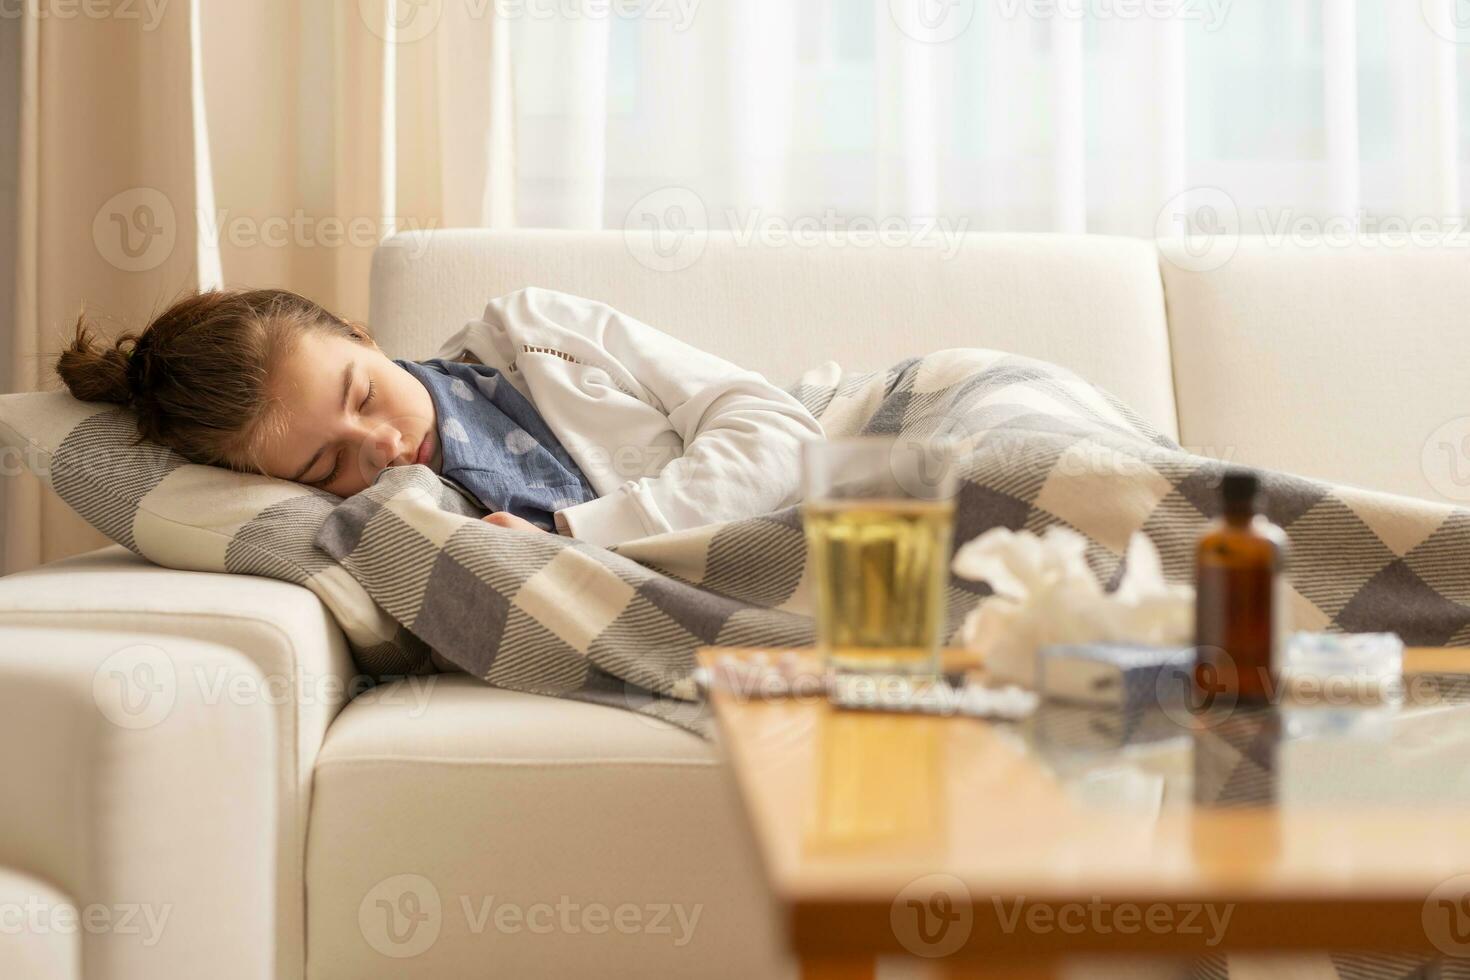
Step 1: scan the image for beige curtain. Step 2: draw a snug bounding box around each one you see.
[3,0,514,575]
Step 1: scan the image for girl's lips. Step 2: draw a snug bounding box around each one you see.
[414,430,433,465]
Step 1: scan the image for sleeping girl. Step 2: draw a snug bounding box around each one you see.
[55,285,826,548]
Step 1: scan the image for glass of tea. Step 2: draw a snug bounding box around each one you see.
[801,435,959,678]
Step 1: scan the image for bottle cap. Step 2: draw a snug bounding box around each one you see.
[1221,469,1258,509]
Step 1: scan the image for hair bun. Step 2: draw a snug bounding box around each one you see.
[54,310,141,407]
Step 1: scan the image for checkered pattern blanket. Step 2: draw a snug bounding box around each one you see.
[312,346,1470,741]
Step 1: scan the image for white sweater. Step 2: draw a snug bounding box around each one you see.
[430,287,827,548]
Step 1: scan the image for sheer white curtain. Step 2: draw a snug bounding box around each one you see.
[507,0,1469,239]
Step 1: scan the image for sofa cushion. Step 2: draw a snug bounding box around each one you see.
[1161,236,1470,503]
[305,675,794,979]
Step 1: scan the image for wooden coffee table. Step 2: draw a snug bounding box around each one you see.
[697,645,1470,979]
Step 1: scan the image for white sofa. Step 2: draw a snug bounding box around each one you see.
[2,230,1468,980]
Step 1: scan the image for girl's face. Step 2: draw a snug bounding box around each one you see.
[255,329,440,497]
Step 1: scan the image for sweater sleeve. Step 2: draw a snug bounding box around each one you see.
[493,288,827,548]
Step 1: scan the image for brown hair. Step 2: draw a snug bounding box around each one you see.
[53,287,372,475]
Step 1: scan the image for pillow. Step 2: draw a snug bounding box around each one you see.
[0,390,486,678]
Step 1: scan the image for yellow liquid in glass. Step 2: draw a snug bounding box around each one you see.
[802,498,954,674]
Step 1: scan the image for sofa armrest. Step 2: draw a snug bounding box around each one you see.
[0,544,362,980]
[0,628,274,980]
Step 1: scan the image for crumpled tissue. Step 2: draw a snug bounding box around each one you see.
[952,526,1195,688]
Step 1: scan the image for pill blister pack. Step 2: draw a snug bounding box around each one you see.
[692,651,1038,721]
[827,672,1039,721]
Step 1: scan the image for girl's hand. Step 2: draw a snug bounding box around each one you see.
[482,511,548,533]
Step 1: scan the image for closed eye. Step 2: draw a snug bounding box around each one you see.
[312,378,377,488]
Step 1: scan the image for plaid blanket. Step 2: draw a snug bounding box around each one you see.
[312,346,1470,741]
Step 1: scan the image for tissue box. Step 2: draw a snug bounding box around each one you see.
[1035,643,1195,710]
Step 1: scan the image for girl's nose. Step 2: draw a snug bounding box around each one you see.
[365,426,402,471]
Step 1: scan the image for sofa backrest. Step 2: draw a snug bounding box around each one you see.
[371,229,1470,505]
[370,229,1181,439]
[1161,237,1470,504]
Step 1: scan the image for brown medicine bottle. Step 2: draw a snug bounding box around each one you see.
[1193,470,1289,704]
